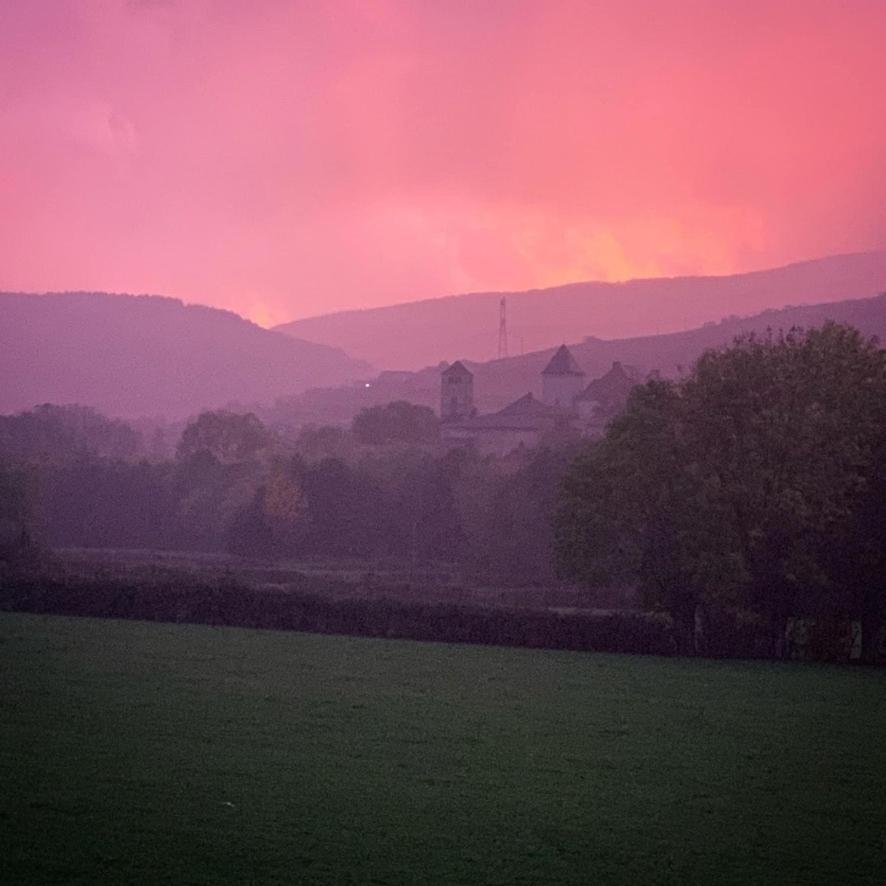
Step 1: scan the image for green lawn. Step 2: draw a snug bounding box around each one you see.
[0,614,884,885]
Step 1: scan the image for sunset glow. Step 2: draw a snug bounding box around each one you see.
[1,1,884,324]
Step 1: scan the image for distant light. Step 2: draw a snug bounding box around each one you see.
[364,382,371,388]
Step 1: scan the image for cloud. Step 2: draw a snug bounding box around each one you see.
[0,1,884,323]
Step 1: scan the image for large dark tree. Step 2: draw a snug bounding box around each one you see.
[556,380,732,653]
[0,463,37,561]
[177,411,273,464]
[684,325,886,653]
[555,323,886,658]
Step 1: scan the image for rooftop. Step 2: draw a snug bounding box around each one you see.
[444,392,569,432]
[542,345,585,377]
[441,360,473,378]
[575,361,638,404]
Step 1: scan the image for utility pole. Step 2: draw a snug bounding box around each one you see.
[497,296,508,359]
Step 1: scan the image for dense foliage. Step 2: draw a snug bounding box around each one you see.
[0,405,571,588]
[555,323,886,660]
[0,403,141,462]
[351,400,439,445]
[0,573,672,656]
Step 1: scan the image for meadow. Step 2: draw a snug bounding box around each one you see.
[1,613,884,885]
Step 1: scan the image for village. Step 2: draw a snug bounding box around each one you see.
[440,345,642,455]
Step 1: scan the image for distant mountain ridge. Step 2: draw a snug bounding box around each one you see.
[451,291,886,412]
[0,292,368,418]
[272,291,886,427]
[275,252,886,370]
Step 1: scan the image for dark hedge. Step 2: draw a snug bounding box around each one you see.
[0,573,675,657]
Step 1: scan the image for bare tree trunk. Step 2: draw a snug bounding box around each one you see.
[693,604,707,657]
[770,613,788,660]
[860,610,881,665]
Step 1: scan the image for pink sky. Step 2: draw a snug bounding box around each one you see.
[1,1,884,326]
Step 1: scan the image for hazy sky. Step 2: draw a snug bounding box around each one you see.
[1,1,884,326]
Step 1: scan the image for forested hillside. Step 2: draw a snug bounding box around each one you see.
[0,292,368,418]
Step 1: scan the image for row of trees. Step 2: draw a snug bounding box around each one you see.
[555,323,886,660]
[1,401,573,587]
[0,403,142,462]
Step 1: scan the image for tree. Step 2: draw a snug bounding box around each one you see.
[41,458,181,551]
[367,450,465,564]
[555,323,886,658]
[352,401,439,445]
[556,381,731,653]
[824,444,886,662]
[301,458,383,557]
[0,463,37,562]
[482,446,581,586]
[227,456,309,558]
[684,325,886,654]
[294,424,353,462]
[176,411,273,464]
[0,404,142,463]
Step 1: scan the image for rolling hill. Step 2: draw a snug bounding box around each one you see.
[0,292,368,418]
[275,252,886,370]
[270,291,886,425]
[454,290,886,411]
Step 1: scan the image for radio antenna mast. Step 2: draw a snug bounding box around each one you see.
[497,297,508,359]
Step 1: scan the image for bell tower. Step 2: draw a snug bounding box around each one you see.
[541,345,585,408]
[440,361,474,421]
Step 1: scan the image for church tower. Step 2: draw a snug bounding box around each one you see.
[541,345,585,408]
[440,361,474,421]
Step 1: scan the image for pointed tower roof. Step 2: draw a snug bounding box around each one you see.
[542,345,585,377]
[442,360,473,377]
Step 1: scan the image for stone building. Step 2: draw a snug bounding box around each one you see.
[440,345,641,456]
[574,360,637,426]
[542,345,586,407]
[440,360,475,421]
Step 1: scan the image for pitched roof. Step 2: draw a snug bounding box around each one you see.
[496,392,559,418]
[441,360,473,378]
[575,361,637,403]
[542,345,585,377]
[446,392,569,432]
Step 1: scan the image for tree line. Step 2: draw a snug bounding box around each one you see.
[0,401,574,588]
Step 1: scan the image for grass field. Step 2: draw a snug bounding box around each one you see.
[1,614,884,885]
